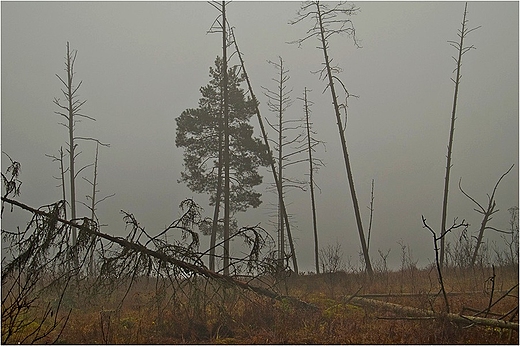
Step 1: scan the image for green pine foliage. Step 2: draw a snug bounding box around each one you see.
[176,56,270,216]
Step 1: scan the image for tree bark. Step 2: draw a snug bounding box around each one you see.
[440,2,478,267]
[303,88,320,274]
[277,59,285,267]
[222,1,230,276]
[315,3,373,275]
[209,77,225,272]
[65,42,77,245]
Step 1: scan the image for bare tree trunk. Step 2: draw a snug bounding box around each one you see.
[276,60,284,266]
[367,179,375,252]
[459,164,514,267]
[64,42,77,245]
[209,79,225,272]
[58,147,67,220]
[315,3,373,275]
[88,143,99,275]
[54,42,107,271]
[222,1,230,276]
[231,31,298,274]
[423,216,468,313]
[440,2,479,267]
[209,135,223,272]
[303,88,320,274]
[47,146,68,220]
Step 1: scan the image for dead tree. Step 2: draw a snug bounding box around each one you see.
[45,147,68,219]
[289,1,373,275]
[53,42,108,251]
[422,216,468,313]
[366,179,375,252]
[298,88,325,273]
[221,1,231,277]
[54,42,87,247]
[220,1,231,277]
[207,1,232,275]
[262,57,306,271]
[458,164,515,267]
[1,195,317,313]
[204,4,225,271]
[231,29,299,274]
[208,103,224,272]
[346,295,518,331]
[505,206,519,266]
[439,2,480,267]
[79,142,115,275]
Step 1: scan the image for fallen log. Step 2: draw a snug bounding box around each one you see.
[346,295,518,331]
[358,291,509,298]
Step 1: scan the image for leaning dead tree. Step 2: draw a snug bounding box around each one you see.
[289,1,373,275]
[366,179,375,252]
[1,195,316,312]
[459,164,515,267]
[231,28,299,274]
[439,2,480,267]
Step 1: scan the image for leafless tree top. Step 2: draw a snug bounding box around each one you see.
[288,1,360,48]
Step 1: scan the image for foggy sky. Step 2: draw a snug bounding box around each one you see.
[2,1,518,271]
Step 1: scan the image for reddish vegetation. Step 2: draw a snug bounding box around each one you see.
[5,265,518,344]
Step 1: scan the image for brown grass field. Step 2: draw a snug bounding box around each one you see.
[3,263,518,344]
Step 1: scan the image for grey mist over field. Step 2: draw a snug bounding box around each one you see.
[2,1,518,271]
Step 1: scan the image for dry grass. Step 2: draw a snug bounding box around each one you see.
[3,265,518,344]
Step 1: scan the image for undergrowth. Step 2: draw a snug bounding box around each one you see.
[4,265,517,344]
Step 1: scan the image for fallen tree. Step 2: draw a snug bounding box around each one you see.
[1,196,317,311]
[357,291,511,298]
[344,295,518,331]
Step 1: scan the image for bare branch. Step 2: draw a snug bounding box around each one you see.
[74,137,110,147]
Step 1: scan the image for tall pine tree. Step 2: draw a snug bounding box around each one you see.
[176,56,270,265]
